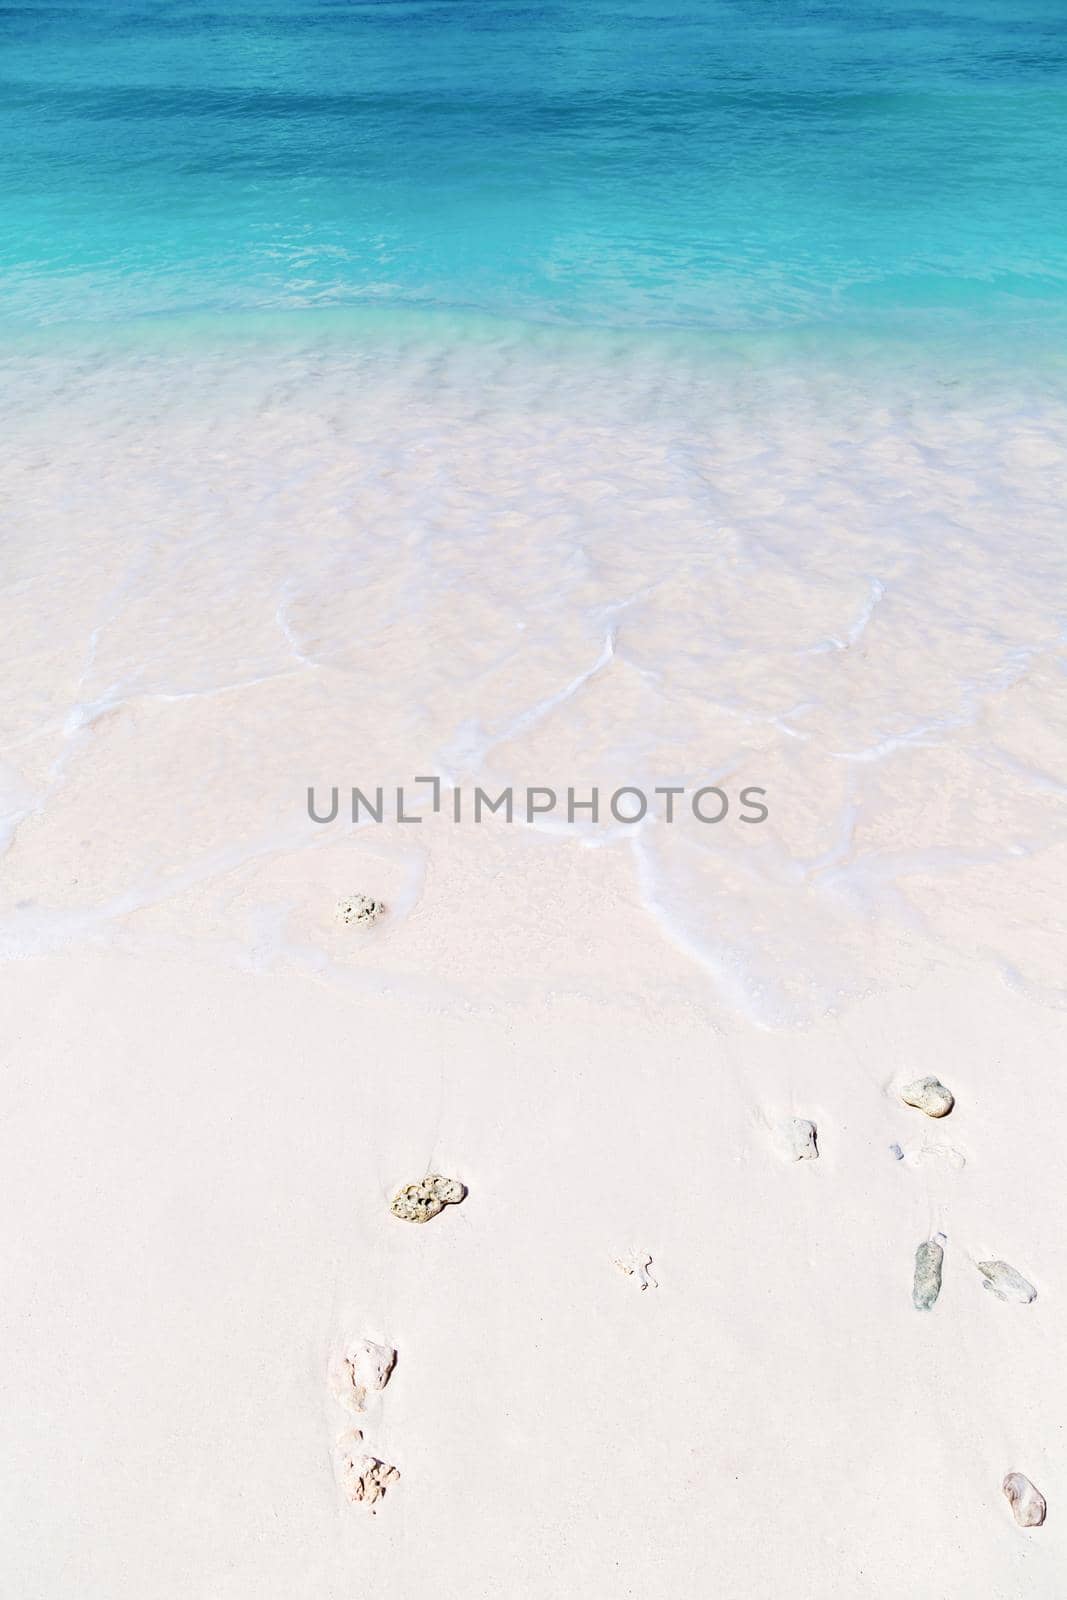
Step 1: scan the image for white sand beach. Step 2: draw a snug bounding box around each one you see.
[2,340,1066,1596]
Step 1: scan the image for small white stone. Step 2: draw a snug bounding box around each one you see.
[390,1173,466,1223]
[777,1117,818,1161]
[337,893,385,927]
[1003,1471,1046,1527]
[913,1238,944,1310]
[329,1337,397,1414]
[977,1261,1037,1304]
[900,1076,954,1118]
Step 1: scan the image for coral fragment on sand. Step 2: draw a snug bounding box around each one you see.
[337,893,385,927]
[977,1261,1037,1304]
[390,1174,466,1223]
[330,1337,397,1415]
[1003,1472,1046,1527]
[613,1252,657,1290]
[913,1238,944,1310]
[900,1076,954,1118]
[336,1433,400,1510]
[778,1116,818,1161]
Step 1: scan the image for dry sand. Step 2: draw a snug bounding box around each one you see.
[2,935,1063,1597]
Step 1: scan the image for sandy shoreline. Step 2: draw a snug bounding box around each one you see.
[3,331,1066,1594]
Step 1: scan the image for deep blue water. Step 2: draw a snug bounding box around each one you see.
[2,0,1067,342]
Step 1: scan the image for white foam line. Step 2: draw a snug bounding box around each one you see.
[274,595,321,668]
[803,781,861,878]
[496,629,617,746]
[796,577,885,655]
[830,716,968,763]
[831,641,1051,762]
[629,828,780,1029]
[439,629,617,776]
[973,745,1067,801]
[845,577,886,644]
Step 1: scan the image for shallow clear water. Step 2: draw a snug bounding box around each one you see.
[2,2,1066,1025]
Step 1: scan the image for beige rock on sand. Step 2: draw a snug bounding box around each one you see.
[390,1174,466,1223]
[900,1076,955,1118]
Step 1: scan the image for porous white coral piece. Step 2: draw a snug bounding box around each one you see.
[337,893,386,927]
[336,1433,400,1511]
[390,1174,466,1223]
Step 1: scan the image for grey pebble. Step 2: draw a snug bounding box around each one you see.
[977,1261,1037,1304]
[913,1238,944,1310]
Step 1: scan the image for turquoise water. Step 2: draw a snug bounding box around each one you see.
[3,0,1067,341]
